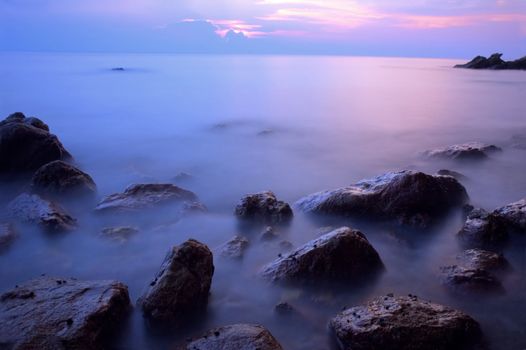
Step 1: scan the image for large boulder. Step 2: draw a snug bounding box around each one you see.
[296,171,468,228]
[0,277,131,350]
[234,191,293,225]
[423,142,501,161]
[329,295,482,350]
[31,160,96,197]
[260,227,383,284]
[0,112,72,176]
[457,208,508,248]
[176,324,283,350]
[7,193,77,232]
[138,239,214,326]
[0,223,17,250]
[494,198,526,232]
[95,183,198,213]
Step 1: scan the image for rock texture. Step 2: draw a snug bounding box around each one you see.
[456,249,509,271]
[494,198,526,232]
[260,227,383,284]
[439,265,504,295]
[219,236,250,260]
[329,295,482,350]
[235,191,293,225]
[0,112,72,175]
[423,142,501,161]
[31,160,96,197]
[457,208,508,248]
[296,171,468,228]
[0,223,17,250]
[455,53,526,70]
[7,193,77,232]
[437,169,467,180]
[176,324,283,350]
[0,277,131,350]
[100,226,139,242]
[138,239,214,326]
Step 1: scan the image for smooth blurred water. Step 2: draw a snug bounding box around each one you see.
[1,52,526,349]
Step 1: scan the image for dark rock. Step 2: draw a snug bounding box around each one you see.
[457,208,508,248]
[257,129,274,136]
[31,160,96,197]
[0,223,17,250]
[260,227,383,284]
[7,193,77,232]
[176,324,283,350]
[95,183,198,213]
[423,142,501,161]
[455,53,526,70]
[456,249,509,271]
[111,67,125,71]
[138,239,214,326]
[0,277,131,350]
[274,302,295,315]
[329,295,482,350]
[278,240,294,252]
[296,171,468,228]
[100,226,139,242]
[235,191,293,225]
[260,226,278,241]
[437,169,467,180]
[219,235,249,260]
[0,113,71,176]
[439,265,504,295]
[494,198,526,232]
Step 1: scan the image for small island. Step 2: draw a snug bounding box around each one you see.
[455,53,526,70]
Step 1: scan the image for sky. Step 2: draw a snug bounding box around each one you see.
[1,0,526,58]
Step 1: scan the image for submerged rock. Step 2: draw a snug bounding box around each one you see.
[260,226,278,241]
[423,142,501,161]
[260,227,383,284]
[100,226,139,242]
[219,235,250,260]
[296,171,468,228]
[457,208,508,248]
[7,193,77,232]
[329,295,482,350]
[176,324,283,350]
[439,265,504,295]
[138,239,214,326]
[235,191,293,225]
[31,160,96,197]
[455,53,526,70]
[0,277,131,350]
[95,183,198,213]
[494,198,526,232]
[0,112,72,176]
[0,223,17,250]
[437,169,467,180]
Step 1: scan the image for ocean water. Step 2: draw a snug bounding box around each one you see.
[1,52,526,349]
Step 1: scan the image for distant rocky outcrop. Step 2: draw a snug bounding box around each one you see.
[455,53,526,70]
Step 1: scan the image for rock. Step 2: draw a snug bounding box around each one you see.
[437,169,467,180]
[219,235,249,260]
[31,160,96,197]
[260,227,383,284]
[111,67,125,71]
[0,277,130,350]
[456,249,509,271]
[423,142,501,161]
[257,129,274,136]
[0,113,72,176]
[0,223,17,250]
[329,295,482,350]
[181,201,207,215]
[296,171,468,228]
[7,193,77,232]
[138,239,214,326]
[455,53,526,70]
[260,226,278,241]
[457,208,508,248]
[172,172,192,183]
[278,240,294,252]
[494,198,526,232]
[95,183,198,213]
[509,134,526,149]
[439,265,504,295]
[235,191,293,225]
[176,324,283,350]
[274,302,295,315]
[100,226,139,242]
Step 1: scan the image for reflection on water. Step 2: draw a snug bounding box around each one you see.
[0,53,526,349]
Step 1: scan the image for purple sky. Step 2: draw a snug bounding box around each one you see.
[1,0,525,57]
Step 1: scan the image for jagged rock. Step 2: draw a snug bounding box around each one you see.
[439,265,504,295]
[423,142,501,161]
[176,324,283,350]
[219,235,249,260]
[138,239,214,326]
[329,295,482,350]
[7,193,77,232]
[100,226,139,242]
[296,171,468,228]
[95,183,198,213]
[457,208,508,247]
[235,191,293,225]
[0,277,131,350]
[31,160,96,197]
[455,53,526,70]
[437,169,467,180]
[456,249,509,271]
[0,223,17,250]
[494,198,526,232]
[260,227,383,284]
[0,112,72,175]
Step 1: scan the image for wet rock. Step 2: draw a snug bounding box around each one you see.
[0,223,17,250]
[260,226,278,241]
[7,193,77,232]
[296,171,468,228]
[219,235,249,260]
[437,169,467,180]
[329,295,482,350]
[439,265,504,295]
[31,160,96,197]
[100,226,139,242]
[457,208,508,248]
[235,191,293,225]
[0,277,131,350]
[455,53,526,70]
[0,112,72,176]
[177,324,283,350]
[138,239,214,326]
[456,249,509,271]
[260,227,383,284]
[95,183,198,213]
[494,198,526,232]
[423,142,501,161]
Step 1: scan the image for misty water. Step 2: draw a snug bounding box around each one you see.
[1,53,526,349]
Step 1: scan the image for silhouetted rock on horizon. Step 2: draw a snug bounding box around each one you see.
[0,277,131,350]
[176,324,283,350]
[260,227,383,284]
[329,295,482,350]
[423,142,501,161]
[296,171,468,228]
[455,53,526,70]
[235,191,293,225]
[31,160,96,197]
[0,112,72,176]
